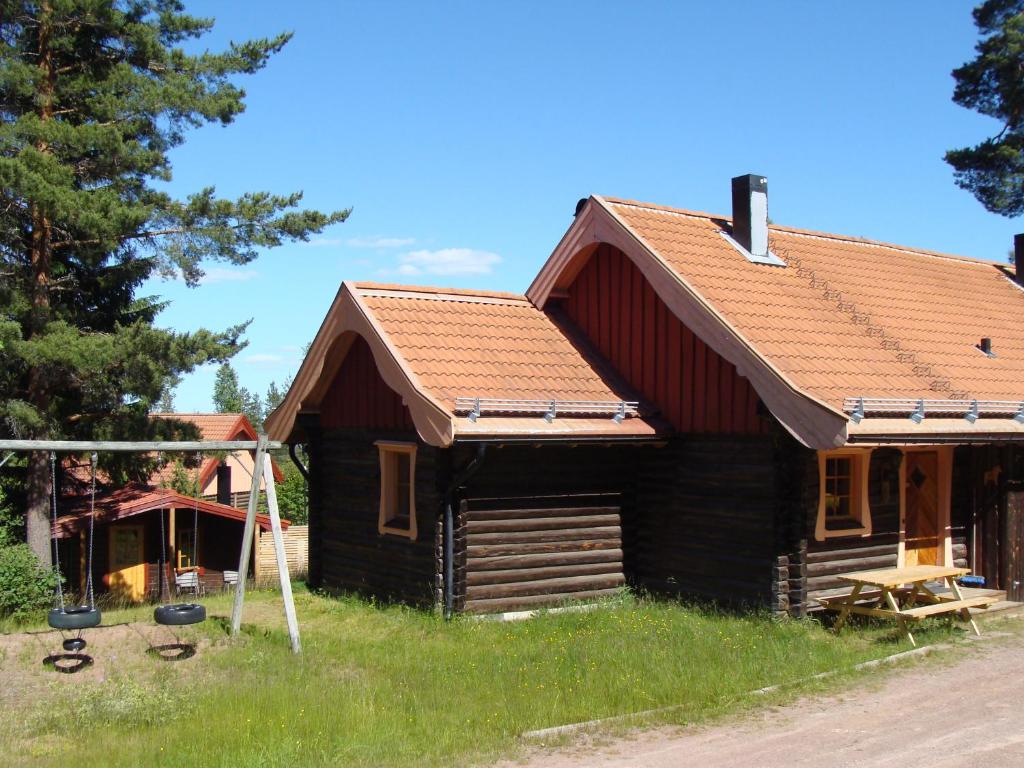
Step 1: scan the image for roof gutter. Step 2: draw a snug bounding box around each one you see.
[847,433,1024,445]
[288,443,309,482]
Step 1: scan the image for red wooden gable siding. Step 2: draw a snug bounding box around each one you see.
[564,244,764,434]
[320,335,415,431]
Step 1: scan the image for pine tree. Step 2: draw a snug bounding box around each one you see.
[946,1,1024,216]
[0,2,349,562]
[212,362,263,429]
[212,363,244,414]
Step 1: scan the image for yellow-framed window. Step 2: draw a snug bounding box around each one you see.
[815,450,872,541]
[375,441,417,540]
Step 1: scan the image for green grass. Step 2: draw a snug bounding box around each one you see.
[2,588,964,767]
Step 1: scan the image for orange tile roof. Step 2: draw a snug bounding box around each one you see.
[602,198,1024,410]
[349,283,661,440]
[353,283,647,411]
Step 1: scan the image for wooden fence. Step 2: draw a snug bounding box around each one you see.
[255,524,309,585]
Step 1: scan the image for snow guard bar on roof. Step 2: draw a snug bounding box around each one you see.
[844,397,1024,424]
[455,397,639,424]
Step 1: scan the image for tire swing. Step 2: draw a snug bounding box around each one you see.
[45,452,101,673]
[152,457,205,659]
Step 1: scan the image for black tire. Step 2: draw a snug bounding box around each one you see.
[48,606,101,631]
[154,603,206,626]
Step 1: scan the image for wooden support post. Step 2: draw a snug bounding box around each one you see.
[263,456,301,654]
[833,582,862,633]
[231,435,267,637]
[169,506,176,574]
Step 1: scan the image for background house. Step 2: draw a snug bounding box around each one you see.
[55,413,294,602]
[266,175,1024,615]
[149,413,284,508]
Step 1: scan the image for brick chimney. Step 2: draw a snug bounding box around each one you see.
[216,462,232,506]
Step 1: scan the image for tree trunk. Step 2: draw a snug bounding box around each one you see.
[24,2,57,564]
[25,451,54,565]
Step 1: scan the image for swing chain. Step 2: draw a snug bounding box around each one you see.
[86,452,97,608]
[49,452,64,611]
[193,452,201,570]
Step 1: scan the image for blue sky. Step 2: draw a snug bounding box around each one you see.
[149,1,1017,412]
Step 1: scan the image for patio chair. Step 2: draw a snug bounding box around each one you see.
[174,569,205,597]
[222,570,239,589]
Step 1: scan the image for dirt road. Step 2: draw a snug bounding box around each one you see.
[507,631,1024,768]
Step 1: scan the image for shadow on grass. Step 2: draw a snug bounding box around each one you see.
[146,643,196,662]
[42,652,93,674]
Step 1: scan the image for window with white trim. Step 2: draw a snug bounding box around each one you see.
[376,441,417,539]
[814,450,872,540]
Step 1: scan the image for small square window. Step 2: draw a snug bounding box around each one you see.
[376,442,417,540]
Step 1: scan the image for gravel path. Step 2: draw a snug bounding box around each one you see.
[503,628,1024,768]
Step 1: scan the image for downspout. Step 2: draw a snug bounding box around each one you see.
[443,444,488,620]
[288,443,309,481]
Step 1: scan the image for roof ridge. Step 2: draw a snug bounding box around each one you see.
[353,281,530,304]
[601,196,1009,269]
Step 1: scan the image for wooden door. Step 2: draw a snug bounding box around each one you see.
[108,525,146,602]
[1006,491,1024,601]
[905,452,941,567]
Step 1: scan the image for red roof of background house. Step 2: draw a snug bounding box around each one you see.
[55,483,285,538]
[148,412,284,486]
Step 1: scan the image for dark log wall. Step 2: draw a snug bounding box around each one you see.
[561,244,764,434]
[451,443,640,614]
[458,494,625,614]
[804,448,902,605]
[309,428,442,606]
[628,433,784,608]
[954,444,1018,590]
[320,335,415,431]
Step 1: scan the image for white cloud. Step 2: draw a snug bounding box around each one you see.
[199,267,260,285]
[347,235,417,249]
[391,248,502,276]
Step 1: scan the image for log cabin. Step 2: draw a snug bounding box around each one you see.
[266,174,1024,616]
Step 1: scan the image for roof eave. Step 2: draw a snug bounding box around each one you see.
[265,282,456,447]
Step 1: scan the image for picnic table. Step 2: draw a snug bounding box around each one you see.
[820,565,998,647]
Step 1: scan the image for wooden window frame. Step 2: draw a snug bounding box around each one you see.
[176,527,195,569]
[376,441,417,540]
[814,449,872,541]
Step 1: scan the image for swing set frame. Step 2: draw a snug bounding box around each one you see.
[0,435,301,654]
